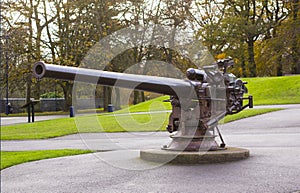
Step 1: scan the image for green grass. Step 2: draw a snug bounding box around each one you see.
[1,149,94,170]
[243,75,300,105]
[1,107,282,140]
[0,112,170,140]
[223,108,283,123]
[115,95,171,113]
[1,118,78,140]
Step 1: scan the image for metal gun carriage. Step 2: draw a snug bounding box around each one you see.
[33,58,253,152]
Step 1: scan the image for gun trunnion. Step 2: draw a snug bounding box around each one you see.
[33,59,253,151]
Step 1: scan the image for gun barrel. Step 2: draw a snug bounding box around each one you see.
[33,61,193,96]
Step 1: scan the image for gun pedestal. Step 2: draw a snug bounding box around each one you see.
[162,116,228,154]
[164,133,219,151]
[163,118,220,151]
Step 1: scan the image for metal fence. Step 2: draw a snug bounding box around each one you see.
[0,98,103,113]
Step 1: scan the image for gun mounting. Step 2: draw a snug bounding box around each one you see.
[33,58,253,151]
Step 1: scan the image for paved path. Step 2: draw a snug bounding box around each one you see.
[1,106,300,192]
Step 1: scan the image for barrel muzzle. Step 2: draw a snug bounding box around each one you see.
[33,61,46,79]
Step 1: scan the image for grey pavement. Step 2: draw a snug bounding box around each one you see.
[253,103,300,109]
[1,106,300,192]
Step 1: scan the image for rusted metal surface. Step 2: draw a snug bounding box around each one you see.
[33,58,253,152]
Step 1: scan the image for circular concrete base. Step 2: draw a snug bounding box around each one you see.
[140,147,249,164]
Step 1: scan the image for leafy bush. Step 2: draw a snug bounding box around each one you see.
[40,92,63,98]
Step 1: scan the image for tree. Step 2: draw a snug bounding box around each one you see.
[49,0,121,110]
[1,0,123,111]
[193,0,293,77]
[254,0,299,76]
[191,0,228,56]
[290,0,300,74]
[222,0,271,76]
[1,0,59,104]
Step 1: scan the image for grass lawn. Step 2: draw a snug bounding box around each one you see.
[1,149,94,170]
[243,75,300,105]
[116,96,171,113]
[223,108,283,123]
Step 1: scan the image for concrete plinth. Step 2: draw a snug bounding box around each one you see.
[140,147,249,164]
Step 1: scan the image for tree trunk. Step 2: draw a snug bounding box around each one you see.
[247,39,256,77]
[133,90,140,105]
[292,46,300,74]
[292,0,300,74]
[61,82,73,111]
[103,86,112,111]
[26,76,31,104]
[276,57,283,76]
[26,0,34,104]
[95,85,103,108]
[43,0,56,62]
[114,88,121,110]
[34,81,41,99]
[141,91,145,102]
[241,58,246,77]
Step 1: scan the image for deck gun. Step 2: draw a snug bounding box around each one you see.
[33,58,252,151]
